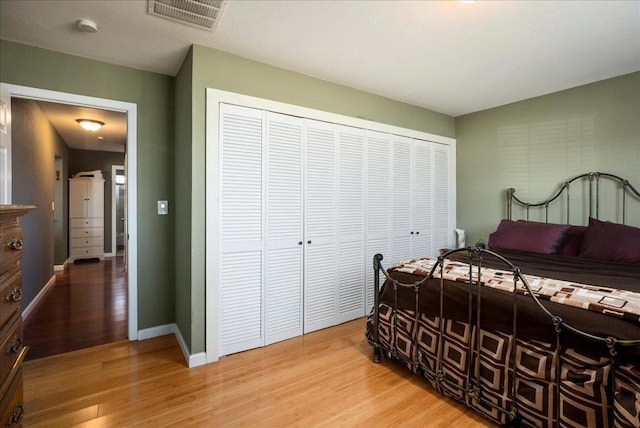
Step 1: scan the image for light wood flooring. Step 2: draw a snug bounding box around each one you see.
[24,319,495,427]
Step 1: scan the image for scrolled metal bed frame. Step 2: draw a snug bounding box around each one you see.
[370,249,640,426]
[507,171,640,224]
[369,171,640,427]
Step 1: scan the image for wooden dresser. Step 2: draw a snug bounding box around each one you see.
[0,205,34,427]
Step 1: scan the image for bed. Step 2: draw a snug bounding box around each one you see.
[365,172,640,427]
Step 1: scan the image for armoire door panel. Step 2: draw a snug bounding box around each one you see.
[69,179,87,218]
[86,179,104,219]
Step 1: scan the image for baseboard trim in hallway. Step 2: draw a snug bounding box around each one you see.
[22,274,56,321]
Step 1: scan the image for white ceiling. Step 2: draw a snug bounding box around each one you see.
[1,0,639,118]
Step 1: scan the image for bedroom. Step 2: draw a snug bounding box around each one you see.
[0,0,639,426]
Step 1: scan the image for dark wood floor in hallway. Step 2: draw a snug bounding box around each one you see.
[24,257,127,360]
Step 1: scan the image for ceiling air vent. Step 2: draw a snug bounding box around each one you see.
[148,0,227,31]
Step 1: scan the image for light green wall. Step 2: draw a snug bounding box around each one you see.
[174,48,193,347]
[0,40,176,329]
[455,72,640,246]
[179,44,456,353]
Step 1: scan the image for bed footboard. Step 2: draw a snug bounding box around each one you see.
[367,249,640,427]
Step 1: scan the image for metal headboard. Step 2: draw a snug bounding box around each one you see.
[507,171,640,225]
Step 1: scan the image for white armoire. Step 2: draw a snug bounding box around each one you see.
[69,177,105,262]
[211,98,455,359]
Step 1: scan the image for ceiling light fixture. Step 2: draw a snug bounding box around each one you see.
[76,119,104,132]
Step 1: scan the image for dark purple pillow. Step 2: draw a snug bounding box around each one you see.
[560,226,588,257]
[579,218,640,264]
[488,219,571,254]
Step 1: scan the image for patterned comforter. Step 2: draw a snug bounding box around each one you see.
[366,250,640,427]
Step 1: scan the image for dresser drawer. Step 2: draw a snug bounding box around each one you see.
[0,369,24,427]
[71,237,103,248]
[70,218,104,228]
[70,246,104,258]
[0,272,21,332]
[0,317,25,391]
[70,228,103,238]
[0,227,24,280]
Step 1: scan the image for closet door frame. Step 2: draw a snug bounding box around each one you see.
[206,89,456,364]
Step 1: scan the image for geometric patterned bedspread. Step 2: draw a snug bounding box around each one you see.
[389,258,640,323]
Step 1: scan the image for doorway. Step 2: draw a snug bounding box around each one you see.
[0,82,139,341]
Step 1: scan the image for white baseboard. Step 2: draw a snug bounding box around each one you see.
[23,274,56,321]
[54,259,69,271]
[174,325,207,368]
[137,323,207,368]
[137,323,175,340]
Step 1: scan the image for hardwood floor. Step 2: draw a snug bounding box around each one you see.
[24,257,127,360]
[23,319,495,427]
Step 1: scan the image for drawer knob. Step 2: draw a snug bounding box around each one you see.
[7,336,23,354]
[5,287,22,303]
[7,402,24,425]
[7,237,23,251]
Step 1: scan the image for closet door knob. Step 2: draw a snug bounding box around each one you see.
[298,241,302,245]
[416,231,420,235]
[410,231,414,235]
[307,240,312,244]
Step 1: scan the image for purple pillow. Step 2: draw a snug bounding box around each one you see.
[488,219,571,254]
[579,218,640,264]
[560,226,588,257]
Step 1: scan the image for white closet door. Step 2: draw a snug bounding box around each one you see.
[391,135,413,262]
[219,104,264,356]
[336,125,365,323]
[264,112,304,345]
[365,130,392,313]
[304,119,337,333]
[412,139,434,257]
[433,143,452,254]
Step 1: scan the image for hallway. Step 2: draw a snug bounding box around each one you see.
[23,257,127,360]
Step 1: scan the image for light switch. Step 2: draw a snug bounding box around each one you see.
[157,200,168,215]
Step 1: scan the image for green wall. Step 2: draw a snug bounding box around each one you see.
[455,72,640,246]
[0,40,176,330]
[177,44,456,354]
[174,49,193,348]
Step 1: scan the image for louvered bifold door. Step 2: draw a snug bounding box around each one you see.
[303,119,338,333]
[264,112,304,345]
[365,130,392,313]
[336,125,365,323]
[391,135,413,262]
[219,103,264,356]
[432,143,452,254]
[412,139,435,257]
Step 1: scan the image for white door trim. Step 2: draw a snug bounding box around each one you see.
[110,164,125,258]
[1,82,139,340]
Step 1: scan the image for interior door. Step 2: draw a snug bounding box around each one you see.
[412,139,434,257]
[264,112,304,345]
[391,135,413,262]
[336,125,366,323]
[0,84,11,204]
[365,130,392,312]
[219,103,265,356]
[303,119,337,333]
